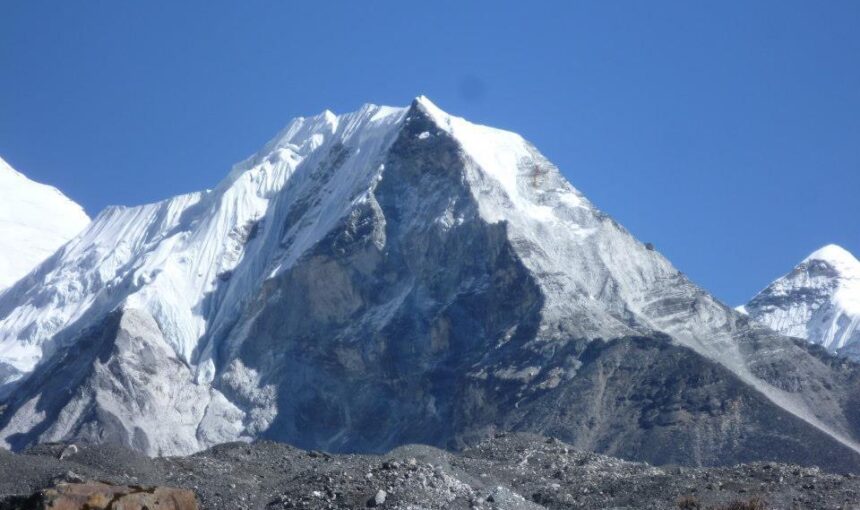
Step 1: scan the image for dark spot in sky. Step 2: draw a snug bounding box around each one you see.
[458,75,487,102]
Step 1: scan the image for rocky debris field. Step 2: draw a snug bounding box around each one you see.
[2,434,859,509]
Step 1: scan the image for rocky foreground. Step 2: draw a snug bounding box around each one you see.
[1,433,859,509]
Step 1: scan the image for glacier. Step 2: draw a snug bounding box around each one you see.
[1,98,860,472]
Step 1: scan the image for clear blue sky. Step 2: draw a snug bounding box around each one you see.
[1,1,858,306]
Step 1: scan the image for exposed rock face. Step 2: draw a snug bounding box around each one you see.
[742,244,860,361]
[224,105,545,453]
[0,310,241,455]
[1,98,860,472]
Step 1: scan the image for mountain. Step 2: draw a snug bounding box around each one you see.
[1,98,860,472]
[740,244,860,360]
[0,156,90,291]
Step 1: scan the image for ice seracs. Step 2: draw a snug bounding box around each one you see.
[0,156,90,291]
[742,244,860,359]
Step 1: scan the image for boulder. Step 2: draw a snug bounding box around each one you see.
[35,482,197,510]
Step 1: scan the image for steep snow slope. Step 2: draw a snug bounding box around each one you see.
[0,105,409,453]
[1,98,860,470]
[0,157,90,290]
[0,106,405,376]
[742,244,860,360]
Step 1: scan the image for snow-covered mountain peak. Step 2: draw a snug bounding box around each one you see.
[743,244,860,358]
[3,99,860,465]
[0,156,90,291]
[804,244,860,275]
[0,98,767,387]
[803,244,860,316]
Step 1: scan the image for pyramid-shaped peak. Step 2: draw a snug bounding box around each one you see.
[410,95,452,126]
[412,95,441,111]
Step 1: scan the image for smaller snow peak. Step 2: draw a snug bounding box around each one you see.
[299,108,340,137]
[368,104,406,123]
[313,109,339,135]
[803,244,859,271]
[743,242,860,356]
[350,103,406,125]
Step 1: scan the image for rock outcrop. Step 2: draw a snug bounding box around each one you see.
[7,482,198,510]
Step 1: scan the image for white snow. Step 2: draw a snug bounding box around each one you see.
[416,96,559,223]
[805,244,860,316]
[0,103,407,376]
[0,156,90,290]
[744,244,860,354]
[804,244,859,268]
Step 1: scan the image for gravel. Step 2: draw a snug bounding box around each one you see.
[2,433,859,509]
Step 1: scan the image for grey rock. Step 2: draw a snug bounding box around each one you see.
[367,489,386,507]
[59,444,78,460]
[2,435,860,510]
[51,470,86,485]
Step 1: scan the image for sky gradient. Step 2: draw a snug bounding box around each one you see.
[1,1,858,306]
